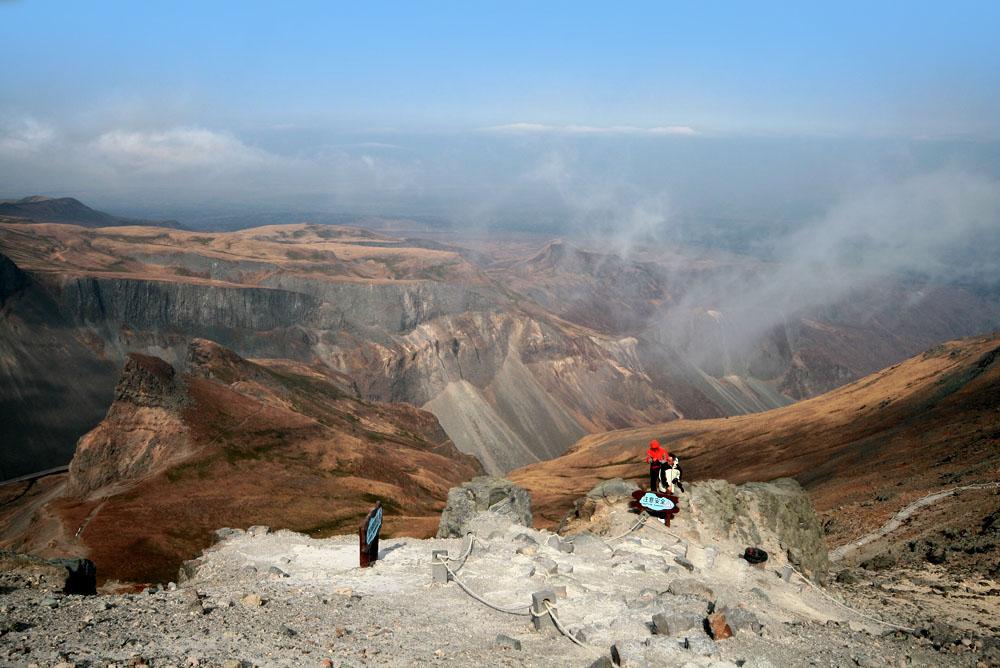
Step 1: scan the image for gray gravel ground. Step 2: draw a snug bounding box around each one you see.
[1,516,996,668]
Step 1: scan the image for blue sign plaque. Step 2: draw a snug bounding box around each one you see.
[366,506,383,545]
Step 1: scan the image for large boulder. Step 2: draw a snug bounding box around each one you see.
[556,477,639,532]
[681,478,829,582]
[436,476,532,538]
[0,551,97,594]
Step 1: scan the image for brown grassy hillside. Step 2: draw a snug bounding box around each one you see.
[510,333,1000,563]
[0,339,482,584]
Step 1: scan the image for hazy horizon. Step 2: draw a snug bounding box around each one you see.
[2,1,999,287]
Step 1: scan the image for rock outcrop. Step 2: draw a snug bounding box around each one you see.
[437,476,532,538]
[681,478,829,582]
[0,551,96,595]
[556,477,639,531]
[69,353,194,496]
[4,338,485,584]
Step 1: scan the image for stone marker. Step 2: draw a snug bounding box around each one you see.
[359,501,382,568]
[531,590,557,631]
[431,550,449,583]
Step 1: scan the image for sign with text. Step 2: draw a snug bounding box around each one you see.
[631,490,679,526]
[359,501,383,568]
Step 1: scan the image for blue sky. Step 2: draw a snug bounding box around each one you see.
[1,0,999,227]
[4,1,999,135]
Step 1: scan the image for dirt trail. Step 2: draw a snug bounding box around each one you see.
[831,482,1000,561]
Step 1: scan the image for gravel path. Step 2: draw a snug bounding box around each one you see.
[1,515,996,667]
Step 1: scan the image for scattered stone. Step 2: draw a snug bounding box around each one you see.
[39,597,59,608]
[652,611,702,637]
[492,634,522,650]
[241,594,263,608]
[860,554,896,571]
[279,626,296,637]
[611,640,647,666]
[706,610,733,640]
[177,559,204,584]
[533,557,558,575]
[211,527,236,543]
[725,608,761,634]
[674,556,695,571]
[668,579,714,602]
[516,545,537,556]
[926,545,949,565]
[684,634,719,657]
[247,525,271,537]
[836,570,858,584]
[334,627,348,638]
[267,567,288,579]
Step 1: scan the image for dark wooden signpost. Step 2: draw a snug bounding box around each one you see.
[631,489,679,525]
[359,501,383,568]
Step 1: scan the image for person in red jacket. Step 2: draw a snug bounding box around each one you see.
[646,440,668,492]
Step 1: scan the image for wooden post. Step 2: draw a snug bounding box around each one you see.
[359,501,383,568]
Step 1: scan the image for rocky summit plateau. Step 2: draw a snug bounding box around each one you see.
[1,477,997,668]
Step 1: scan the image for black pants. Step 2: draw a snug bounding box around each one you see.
[649,464,662,492]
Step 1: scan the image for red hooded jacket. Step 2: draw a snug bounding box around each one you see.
[646,440,668,464]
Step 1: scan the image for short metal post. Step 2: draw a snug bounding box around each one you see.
[531,590,556,631]
[431,550,449,583]
[781,565,793,582]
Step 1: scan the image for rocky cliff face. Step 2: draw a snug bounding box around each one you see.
[69,353,194,496]
[681,478,829,582]
[6,338,485,583]
[3,222,999,480]
[0,254,118,480]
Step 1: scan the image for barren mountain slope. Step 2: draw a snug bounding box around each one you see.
[2,216,998,480]
[0,196,183,229]
[0,339,483,584]
[510,332,1000,571]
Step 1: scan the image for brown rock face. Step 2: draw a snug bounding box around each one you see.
[15,339,485,584]
[707,610,733,640]
[69,354,193,496]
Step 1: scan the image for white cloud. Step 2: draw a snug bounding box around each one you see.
[92,127,272,173]
[482,123,697,136]
[0,118,56,157]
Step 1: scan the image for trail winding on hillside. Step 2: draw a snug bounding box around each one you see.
[830,482,1000,561]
